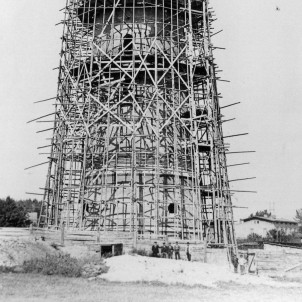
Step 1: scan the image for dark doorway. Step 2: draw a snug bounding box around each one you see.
[101,245,112,257]
[100,243,123,257]
[168,203,175,214]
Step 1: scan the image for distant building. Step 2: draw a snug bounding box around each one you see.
[235,215,298,239]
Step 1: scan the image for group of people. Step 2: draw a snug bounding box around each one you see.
[151,241,191,261]
[151,242,252,274]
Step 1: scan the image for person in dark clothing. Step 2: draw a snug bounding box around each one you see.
[174,241,180,260]
[186,242,191,261]
[232,255,239,273]
[152,241,159,257]
[167,242,174,259]
[161,242,168,258]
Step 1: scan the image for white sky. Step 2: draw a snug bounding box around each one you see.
[0,0,301,221]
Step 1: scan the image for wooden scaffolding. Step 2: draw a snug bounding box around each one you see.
[38,0,237,252]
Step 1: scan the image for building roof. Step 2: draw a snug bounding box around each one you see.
[242,216,298,225]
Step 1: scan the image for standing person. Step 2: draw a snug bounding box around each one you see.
[186,242,191,261]
[232,254,239,273]
[174,241,180,260]
[161,242,168,258]
[238,254,246,275]
[167,242,174,259]
[152,241,159,257]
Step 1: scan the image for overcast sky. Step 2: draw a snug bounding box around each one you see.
[0,0,301,221]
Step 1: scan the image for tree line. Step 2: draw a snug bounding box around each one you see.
[0,196,42,227]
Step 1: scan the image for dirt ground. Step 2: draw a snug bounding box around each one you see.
[0,273,301,302]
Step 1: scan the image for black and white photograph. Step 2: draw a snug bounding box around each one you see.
[0,0,302,301]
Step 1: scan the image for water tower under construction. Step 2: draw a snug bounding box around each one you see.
[39,0,237,249]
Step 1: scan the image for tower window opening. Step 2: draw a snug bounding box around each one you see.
[123,34,133,52]
[168,203,175,214]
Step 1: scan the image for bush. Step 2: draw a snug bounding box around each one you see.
[266,228,296,243]
[23,254,82,277]
[247,233,263,241]
[130,248,150,257]
[0,266,15,273]
[21,253,109,278]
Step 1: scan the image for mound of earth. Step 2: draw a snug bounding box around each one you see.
[0,239,60,267]
[101,255,302,288]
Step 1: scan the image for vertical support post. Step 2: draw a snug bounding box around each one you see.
[96,228,100,243]
[60,223,65,246]
[29,223,33,235]
[133,230,137,249]
[204,229,208,263]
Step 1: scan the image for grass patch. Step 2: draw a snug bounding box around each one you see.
[1,273,302,302]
